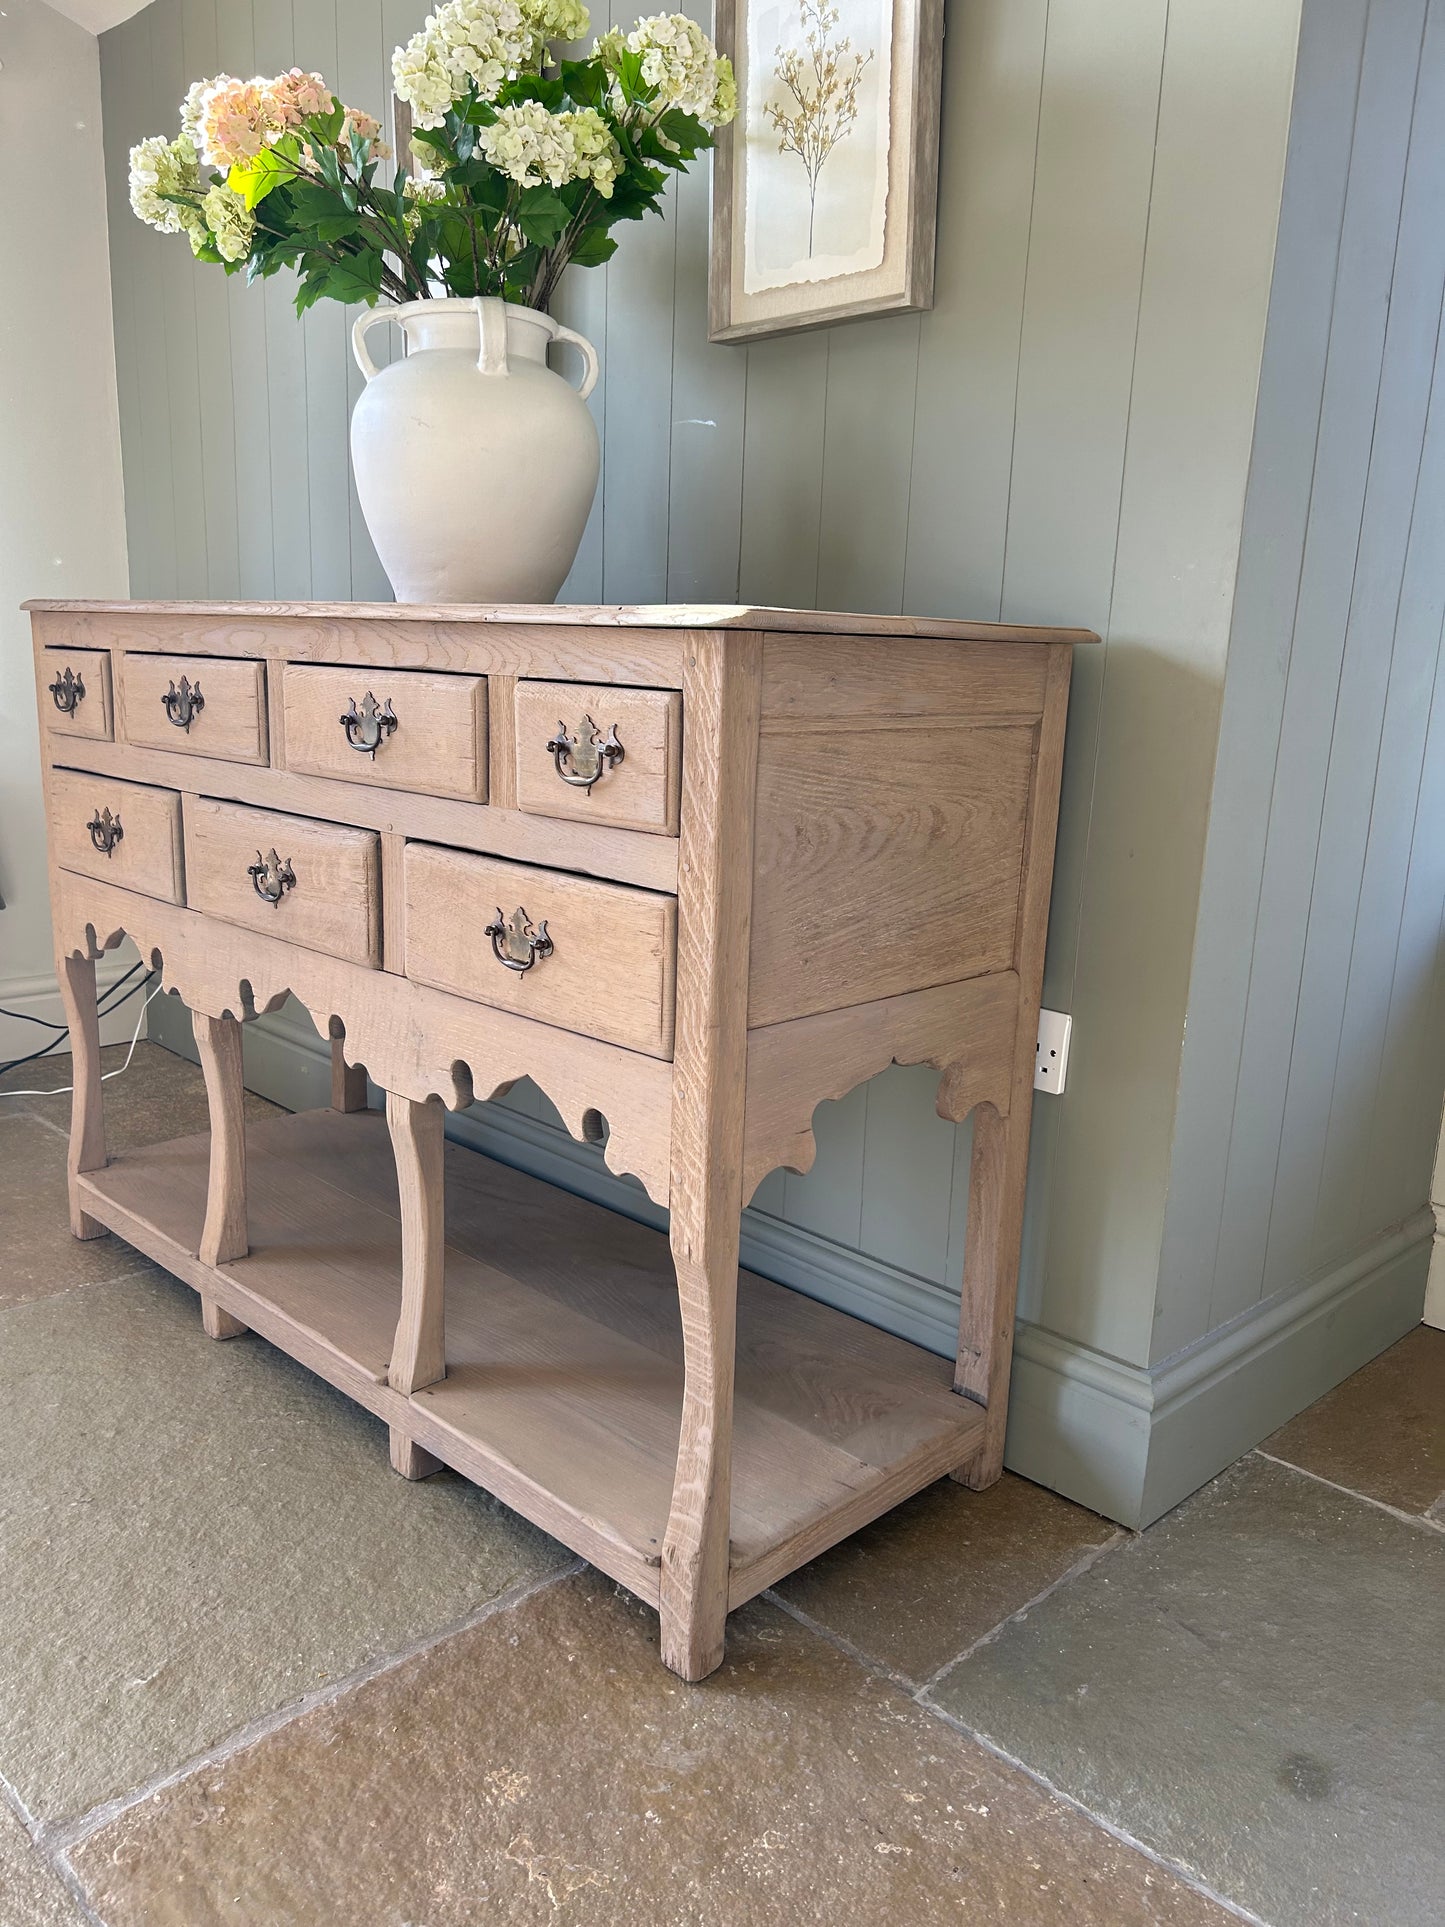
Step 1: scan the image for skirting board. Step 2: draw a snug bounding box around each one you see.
[0,947,152,1065]
[145,995,1432,1530]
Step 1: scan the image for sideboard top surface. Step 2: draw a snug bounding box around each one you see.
[25,599,1098,647]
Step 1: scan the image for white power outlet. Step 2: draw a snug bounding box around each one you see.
[1035,1009,1072,1093]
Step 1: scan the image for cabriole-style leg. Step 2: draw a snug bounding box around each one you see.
[193,1009,249,1339]
[659,1204,741,1681]
[55,950,105,1239]
[386,1091,447,1477]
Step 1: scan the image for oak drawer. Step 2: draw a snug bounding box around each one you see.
[37,647,113,741]
[183,797,380,967]
[513,682,682,835]
[282,664,488,802]
[49,768,182,903]
[404,842,677,1057]
[118,652,268,764]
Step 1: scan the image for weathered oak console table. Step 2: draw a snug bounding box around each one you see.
[29,599,1090,1679]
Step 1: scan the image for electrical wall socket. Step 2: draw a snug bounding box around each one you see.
[1035,1009,1072,1093]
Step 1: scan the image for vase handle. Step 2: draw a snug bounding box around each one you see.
[474,296,511,377]
[547,321,600,403]
[351,307,392,381]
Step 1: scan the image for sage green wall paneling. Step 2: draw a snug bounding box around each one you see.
[1049,0,1312,1362]
[98,27,146,598]
[1150,0,1369,1362]
[1265,3,1445,1297]
[902,0,1047,624]
[735,334,827,607]
[1208,0,1425,1333]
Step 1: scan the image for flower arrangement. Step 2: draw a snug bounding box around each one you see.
[129,1,736,315]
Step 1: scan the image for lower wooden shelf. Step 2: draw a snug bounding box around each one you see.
[77,1108,984,1611]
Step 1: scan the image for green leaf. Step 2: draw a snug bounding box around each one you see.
[319,248,384,304]
[559,58,605,108]
[309,212,363,242]
[313,100,345,145]
[566,228,617,268]
[228,145,292,210]
[514,184,570,248]
[505,74,565,111]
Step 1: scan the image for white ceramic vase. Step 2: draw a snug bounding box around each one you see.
[349,296,600,604]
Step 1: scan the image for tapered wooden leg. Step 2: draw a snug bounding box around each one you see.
[55,951,105,1239]
[193,1010,249,1339]
[952,1101,1032,1490]
[385,1091,447,1397]
[389,1430,442,1480]
[330,1033,368,1112]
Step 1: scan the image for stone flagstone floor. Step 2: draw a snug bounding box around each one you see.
[0,1043,1440,1925]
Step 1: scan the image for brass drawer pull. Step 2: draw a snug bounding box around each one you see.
[87,806,123,855]
[49,666,86,714]
[340,691,398,757]
[161,675,204,730]
[484,906,553,973]
[247,848,296,905]
[546,716,623,793]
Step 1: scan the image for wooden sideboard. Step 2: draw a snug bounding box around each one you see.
[28,599,1092,1680]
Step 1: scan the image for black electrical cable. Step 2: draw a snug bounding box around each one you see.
[0,968,155,1081]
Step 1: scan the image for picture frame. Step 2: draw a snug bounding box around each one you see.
[708,0,944,343]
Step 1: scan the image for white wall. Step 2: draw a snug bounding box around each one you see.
[0,0,132,1061]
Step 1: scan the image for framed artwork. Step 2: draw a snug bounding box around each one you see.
[708,0,943,342]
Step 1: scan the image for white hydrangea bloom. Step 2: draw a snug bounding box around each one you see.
[401,174,449,237]
[522,0,590,44]
[393,0,535,127]
[478,99,581,188]
[201,182,256,262]
[128,133,205,239]
[179,76,216,150]
[562,107,621,197]
[600,13,736,125]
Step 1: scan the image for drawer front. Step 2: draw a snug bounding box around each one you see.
[183,797,380,967]
[37,647,113,741]
[404,843,677,1057]
[513,682,682,836]
[282,664,488,802]
[49,768,182,903]
[118,652,268,764]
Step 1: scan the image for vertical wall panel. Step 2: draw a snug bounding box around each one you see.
[1151,0,1367,1359]
[1264,7,1445,1294]
[736,334,828,607]
[1209,0,1424,1332]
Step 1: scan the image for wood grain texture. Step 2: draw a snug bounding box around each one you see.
[658,631,762,1679]
[404,842,678,1059]
[55,867,674,1205]
[742,974,1020,1203]
[385,1091,447,1396]
[56,737,678,894]
[281,663,488,802]
[330,1031,369,1111]
[36,647,113,743]
[487,672,519,810]
[54,950,106,1240]
[73,1109,984,1612]
[749,711,1037,1025]
[182,794,382,969]
[117,650,268,764]
[27,600,1096,645]
[513,681,683,835]
[48,768,184,905]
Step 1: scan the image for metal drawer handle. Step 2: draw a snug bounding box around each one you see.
[162,675,204,730]
[340,691,397,757]
[546,715,623,792]
[247,848,296,905]
[484,906,553,973]
[87,807,123,855]
[49,666,86,714]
